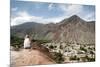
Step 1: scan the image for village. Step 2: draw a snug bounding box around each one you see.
[42,42,95,63]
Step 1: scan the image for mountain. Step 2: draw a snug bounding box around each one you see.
[11,15,95,44]
[11,22,45,38]
[53,15,95,44]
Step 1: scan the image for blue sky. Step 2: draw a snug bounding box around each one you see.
[11,0,95,26]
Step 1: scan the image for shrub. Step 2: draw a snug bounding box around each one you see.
[81,55,95,62]
[70,55,80,61]
[80,46,87,52]
[90,51,94,55]
[49,45,54,49]
[11,35,24,49]
[88,58,95,62]
[52,52,64,63]
[59,45,63,49]
[88,47,92,50]
[54,46,57,48]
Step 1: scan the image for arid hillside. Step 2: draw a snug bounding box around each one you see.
[11,15,95,44]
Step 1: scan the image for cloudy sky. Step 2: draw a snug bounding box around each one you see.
[11,0,95,26]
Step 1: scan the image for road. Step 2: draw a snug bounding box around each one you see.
[11,49,55,67]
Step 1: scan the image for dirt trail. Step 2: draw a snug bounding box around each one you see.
[11,49,55,67]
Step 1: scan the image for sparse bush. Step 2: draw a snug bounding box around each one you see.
[93,47,95,50]
[77,51,84,54]
[90,51,94,54]
[59,45,63,49]
[11,35,24,49]
[52,52,64,63]
[87,57,95,62]
[88,47,92,50]
[70,55,80,61]
[81,55,88,62]
[81,55,95,62]
[80,46,87,52]
[64,50,67,52]
[49,45,54,49]
[54,46,57,48]
[77,43,79,45]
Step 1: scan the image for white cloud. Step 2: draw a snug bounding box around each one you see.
[18,0,95,5]
[11,10,66,26]
[66,5,83,15]
[11,3,85,26]
[48,3,53,10]
[11,7,18,11]
[17,11,30,17]
[11,11,43,26]
[59,4,83,17]
[11,4,95,26]
[58,4,95,21]
[84,12,95,21]
[43,17,64,23]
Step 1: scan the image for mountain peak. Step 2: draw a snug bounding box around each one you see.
[68,15,81,21]
[71,15,79,18]
[60,15,84,25]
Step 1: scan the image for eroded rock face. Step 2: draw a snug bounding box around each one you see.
[11,49,55,67]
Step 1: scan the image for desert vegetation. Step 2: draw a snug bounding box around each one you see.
[42,42,95,63]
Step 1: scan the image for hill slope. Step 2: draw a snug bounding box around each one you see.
[11,15,95,44]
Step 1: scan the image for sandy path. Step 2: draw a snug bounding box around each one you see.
[11,49,55,67]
